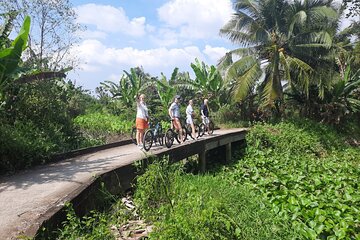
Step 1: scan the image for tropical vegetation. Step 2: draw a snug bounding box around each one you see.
[56,120,359,239]
[0,0,359,239]
[219,0,360,120]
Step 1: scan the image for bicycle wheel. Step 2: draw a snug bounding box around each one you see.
[208,121,214,134]
[165,129,174,148]
[131,127,137,145]
[198,123,205,137]
[175,127,187,143]
[143,129,153,151]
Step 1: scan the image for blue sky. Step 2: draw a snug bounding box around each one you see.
[69,0,237,92]
[68,0,355,92]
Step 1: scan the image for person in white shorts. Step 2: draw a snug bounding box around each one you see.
[186,99,197,139]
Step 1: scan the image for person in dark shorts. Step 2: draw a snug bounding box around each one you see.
[200,98,210,135]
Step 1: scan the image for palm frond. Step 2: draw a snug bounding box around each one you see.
[234,0,261,17]
[261,73,279,107]
[308,6,338,22]
[219,28,256,46]
[288,10,307,37]
[293,31,333,49]
[226,56,261,101]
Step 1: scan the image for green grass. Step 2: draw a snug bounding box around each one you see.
[134,160,297,240]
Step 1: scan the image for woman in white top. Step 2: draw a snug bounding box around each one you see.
[186,99,196,139]
[168,95,184,143]
[135,94,149,148]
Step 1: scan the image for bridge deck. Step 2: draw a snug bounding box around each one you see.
[0,128,246,239]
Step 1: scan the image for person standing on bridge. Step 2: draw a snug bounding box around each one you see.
[201,98,210,135]
[169,95,184,143]
[186,99,197,139]
[135,94,149,148]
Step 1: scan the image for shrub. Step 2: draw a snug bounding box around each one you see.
[57,204,113,240]
[0,121,54,173]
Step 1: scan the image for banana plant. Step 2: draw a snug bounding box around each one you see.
[101,67,150,108]
[0,15,31,103]
[156,68,178,116]
[183,58,224,109]
[189,58,223,97]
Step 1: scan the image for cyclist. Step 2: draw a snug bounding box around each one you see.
[168,95,184,143]
[200,98,210,135]
[186,99,197,139]
[135,94,149,148]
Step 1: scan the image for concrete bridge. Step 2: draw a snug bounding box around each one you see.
[0,128,247,239]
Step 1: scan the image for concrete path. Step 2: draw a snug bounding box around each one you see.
[0,129,244,239]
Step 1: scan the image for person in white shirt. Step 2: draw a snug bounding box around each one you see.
[201,98,210,135]
[135,94,149,148]
[168,95,184,143]
[186,99,197,139]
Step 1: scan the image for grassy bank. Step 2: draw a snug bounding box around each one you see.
[55,120,359,239]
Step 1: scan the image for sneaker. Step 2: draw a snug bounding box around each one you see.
[137,144,143,149]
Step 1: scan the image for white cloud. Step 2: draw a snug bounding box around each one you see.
[150,28,179,47]
[75,4,146,37]
[79,30,108,40]
[203,45,229,62]
[157,0,233,39]
[72,39,206,73]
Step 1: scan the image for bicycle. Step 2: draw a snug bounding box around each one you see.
[143,120,164,151]
[199,116,214,137]
[164,118,187,148]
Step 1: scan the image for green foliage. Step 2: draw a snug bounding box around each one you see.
[155,69,178,117]
[246,122,326,156]
[57,203,113,240]
[224,121,360,239]
[218,0,358,116]
[134,159,297,239]
[214,103,242,124]
[0,78,93,173]
[100,67,151,109]
[0,15,30,102]
[0,11,17,49]
[74,113,133,144]
[0,121,55,173]
[189,58,224,109]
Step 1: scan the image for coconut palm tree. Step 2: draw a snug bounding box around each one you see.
[219,0,339,111]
